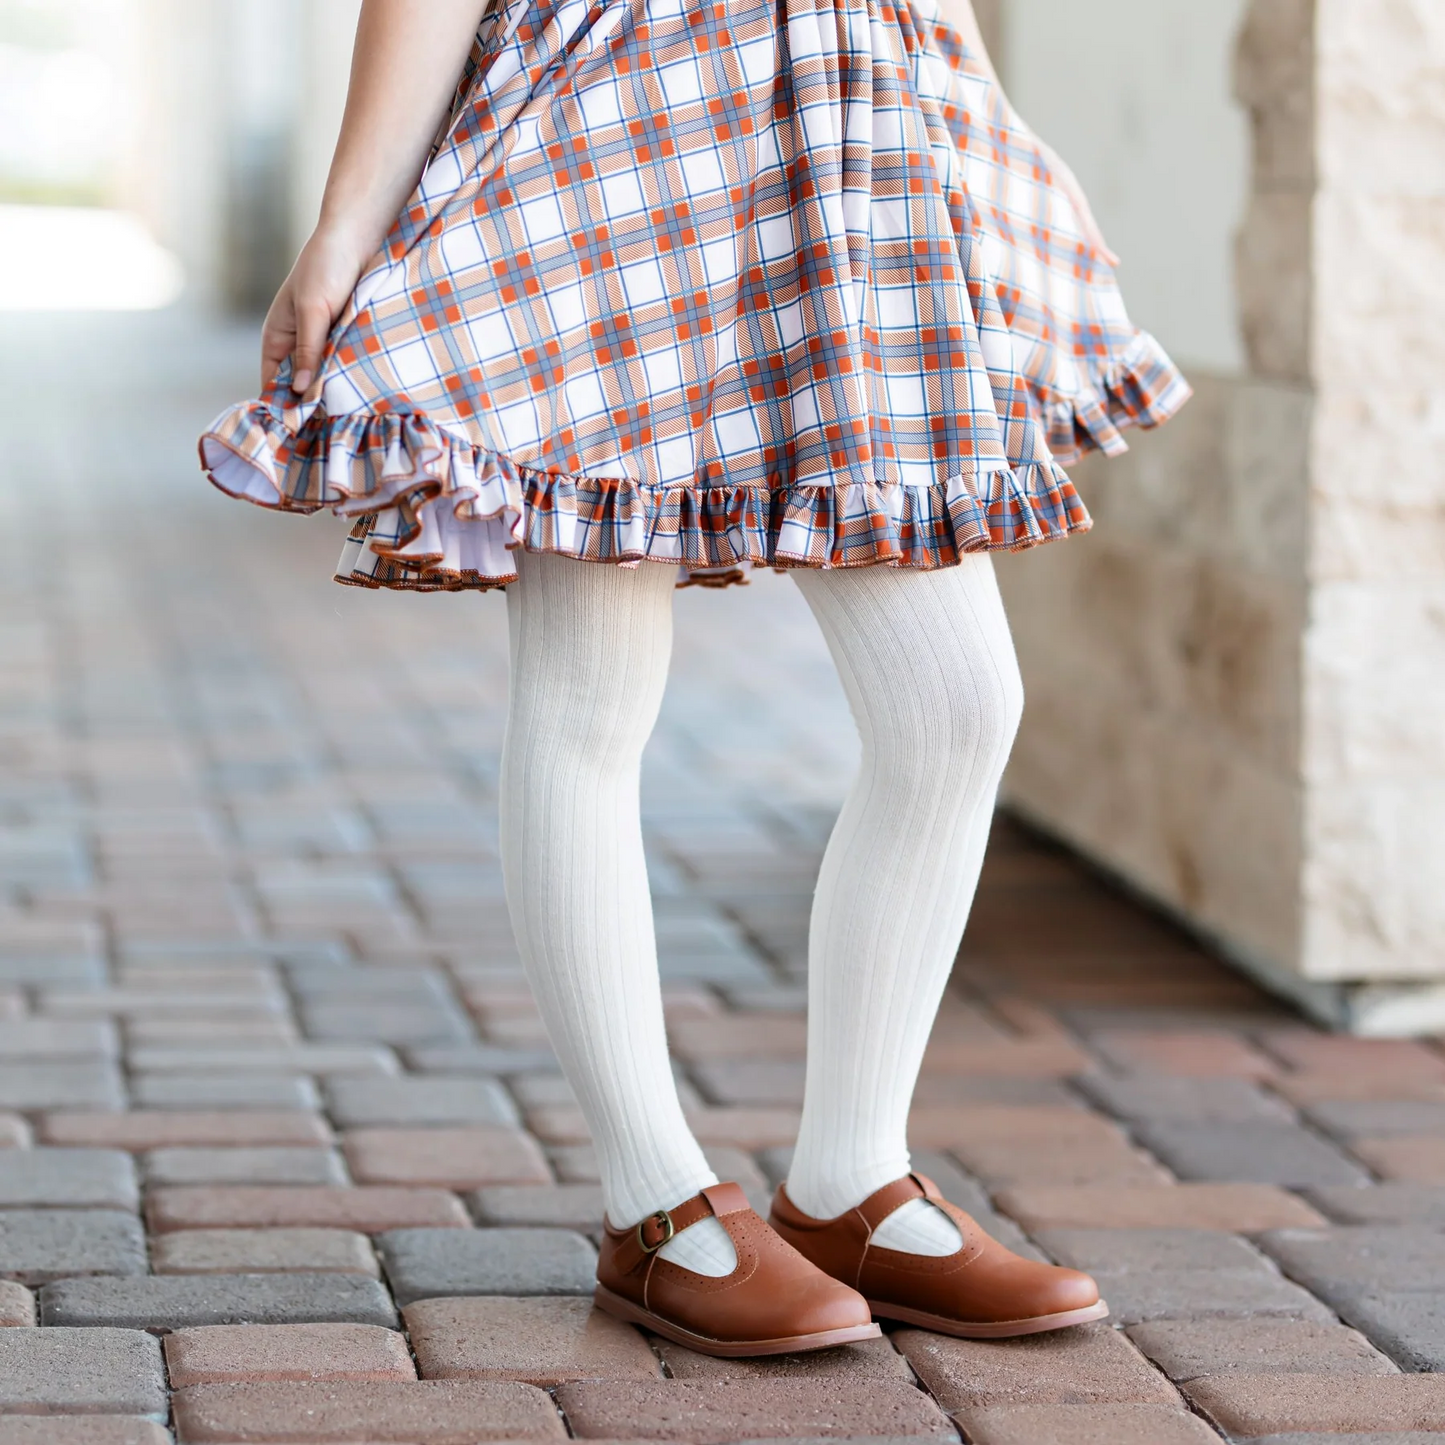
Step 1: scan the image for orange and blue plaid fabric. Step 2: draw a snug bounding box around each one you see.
[201,0,1190,590]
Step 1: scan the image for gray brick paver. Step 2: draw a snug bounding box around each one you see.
[1324,1292,1445,1372]
[0,1422,173,1444]
[1304,1101,1445,1138]
[1077,1073,1294,1124]
[1037,1228,1334,1326]
[1306,1184,1445,1225]
[401,1043,558,1075]
[129,1074,320,1109]
[39,1272,399,1329]
[142,1147,348,1186]
[0,1211,147,1284]
[300,1000,475,1044]
[1259,1226,1445,1293]
[0,1150,138,1209]
[323,1075,518,1127]
[0,1327,167,1414]
[0,1021,119,1059]
[377,1226,596,1302]
[0,1063,125,1112]
[1130,1120,1371,1187]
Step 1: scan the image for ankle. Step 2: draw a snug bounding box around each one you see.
[784,1162,903,1222]
[606,1170,720,1234]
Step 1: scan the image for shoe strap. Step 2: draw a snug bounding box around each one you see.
[854,1172,943,1235]
[607,1181,749,1276]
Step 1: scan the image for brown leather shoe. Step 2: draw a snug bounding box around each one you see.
[594,1181,880,1357]
[770,1172,1108,1338]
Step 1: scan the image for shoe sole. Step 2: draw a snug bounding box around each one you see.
[594,1284,882,1357]
[867,1296,1110,1338]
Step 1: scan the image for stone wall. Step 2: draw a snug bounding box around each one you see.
[999,376,1312,981]
[1303,0,1445,989]
[997,0,1445,1027]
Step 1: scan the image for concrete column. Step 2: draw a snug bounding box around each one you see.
[993,0,1445,1032]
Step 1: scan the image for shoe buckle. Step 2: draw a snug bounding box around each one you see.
[636,1208,675,1255]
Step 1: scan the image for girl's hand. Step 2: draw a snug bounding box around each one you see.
[1034,139,1120,269]
[260,224,374,396]
[256,1,491,398]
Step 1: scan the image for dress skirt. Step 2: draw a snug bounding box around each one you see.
[199,0,1191,591]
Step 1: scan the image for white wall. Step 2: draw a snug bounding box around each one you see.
[1002,0,1252,374]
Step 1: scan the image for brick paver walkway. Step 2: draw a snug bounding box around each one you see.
[2,309,1444,1442]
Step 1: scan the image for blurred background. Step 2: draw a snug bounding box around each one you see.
[1,0,1441,1031]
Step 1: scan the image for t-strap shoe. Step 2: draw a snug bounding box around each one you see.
[594,1181,881,1357]
[769,1172,1108,1338]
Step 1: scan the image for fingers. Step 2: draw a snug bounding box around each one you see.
[260,328,291,391]
[291,299,333,397]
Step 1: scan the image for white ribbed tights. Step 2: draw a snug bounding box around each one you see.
[499,549,1023,1274]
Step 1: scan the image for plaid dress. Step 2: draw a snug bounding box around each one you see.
[200,0,1190,591]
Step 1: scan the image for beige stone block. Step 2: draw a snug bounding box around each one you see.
[1171,560,1305,770]
[1235,0,1316,190]
[1313,195,1445,381]
[1087,382,1242,557]
[1005,673,1303,971]
[1303,581,1445,780]
[1003,533,1304,773]
[1311,401,1445,511]
[1302,781,1445,981]
[1317,0,1445,196]
[1224,379,1312,579]
[1309,495,1445,585]
[1001,538,1180,718]
[1237,192,1313,382]
[1073,376,1309,583]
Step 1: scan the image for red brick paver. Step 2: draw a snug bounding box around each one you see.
[0,1284,35,1327]
[960,1402,1221,1444]
[554,1376,956,1440]
[1349,1135,1445,1182]
[1187,1372,1445,1434]
[173,1378,565,1440]
[164,1322,416,1384]
[405,1296,661,1385]
[342,1125,551,1187]
[146,1186,471,1233]
[40,1112,331,1149]
[895,1323,1180,1409]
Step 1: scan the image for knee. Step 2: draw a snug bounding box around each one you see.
[991,647,1026,759]
[877,648,1023,790]
[948,649,1023,783]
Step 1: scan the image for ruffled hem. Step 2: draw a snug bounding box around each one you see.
[199,401,1094,593]
[1043,331,1194,468]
